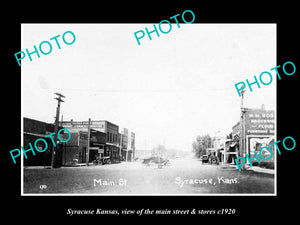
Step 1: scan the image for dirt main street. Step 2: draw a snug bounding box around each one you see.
[23,157,275,195]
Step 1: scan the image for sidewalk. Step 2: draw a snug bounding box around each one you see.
[219,163,275,175]
[247,166,275,175]
[220,163,239,170]
[24,166,52,169]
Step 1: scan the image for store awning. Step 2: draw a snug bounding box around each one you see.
[24,132,47,138]
[106,143,119,147]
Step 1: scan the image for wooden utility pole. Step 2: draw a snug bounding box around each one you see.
[239,88,246,170]
[60,115,63,127]
[51,93,65,168]
[86,118,91,166]
[125,149,128,162]
[119,133,123,161]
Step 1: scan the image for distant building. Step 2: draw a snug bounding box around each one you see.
[211,137,238,164]
[120,128,128,159]
[120,128,135,161]
[130,132,136,159]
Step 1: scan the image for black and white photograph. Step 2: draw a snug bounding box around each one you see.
[21,23,276,195]
[4,3,299,222]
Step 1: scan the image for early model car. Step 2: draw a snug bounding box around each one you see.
[202,155,209,164]
[209,155,219,165]
[93,155,111,165]
[142,156,170,168]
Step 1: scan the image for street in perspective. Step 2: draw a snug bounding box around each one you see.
[21,24,276,195]
[22,103,275,195]
[24,156,274,194]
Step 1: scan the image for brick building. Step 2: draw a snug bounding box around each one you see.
[233,105,275,165]
[61,120,120,164]
[120,128,135,161]
[23,117,64,167]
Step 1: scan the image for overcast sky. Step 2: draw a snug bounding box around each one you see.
[21,23,276,151]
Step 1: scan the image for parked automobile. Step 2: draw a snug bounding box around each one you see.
[202,155,209,164]
[209,155,219,165]
[142,156,170,168]
[93,156,111,165]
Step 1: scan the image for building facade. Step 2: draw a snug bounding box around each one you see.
[61,120,120,164]
[120,128,135,161]
[23,117,64,167]
[233,105,275,165]
[212,136,238,164]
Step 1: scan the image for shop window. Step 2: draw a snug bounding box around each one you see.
[109,132,112,143]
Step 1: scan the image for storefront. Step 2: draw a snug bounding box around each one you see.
[247,135,275,163]
[224,140,238,163]
[211,137,238,164]
[245,108,275,162]
[233,106,275,165]
[23,132,53,166]
[61,120,120,165]
[63,129,108,165]
[121,149,134,161]
[89,129,106,162]
[106,144,120,163]
[120,129,135,162]
[62,131,84,165]
[23,117,64,167]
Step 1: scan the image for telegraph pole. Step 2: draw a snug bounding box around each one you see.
[125,147,128,162]
[86,118,91,166]
[51,92,65,168]
[239,88,246,170]
[119,133,123,162]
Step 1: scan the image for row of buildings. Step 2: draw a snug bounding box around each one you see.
[207,104,275,166]
[23,117,135,167]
